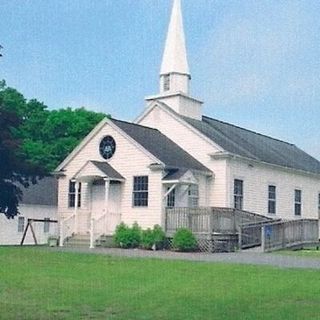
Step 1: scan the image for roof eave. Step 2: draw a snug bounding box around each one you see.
[219,153,320,178]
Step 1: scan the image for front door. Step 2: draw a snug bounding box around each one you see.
[91,182,105,219]
[106,182,122,234]
[109,182,121,214]
[91,180,122,234]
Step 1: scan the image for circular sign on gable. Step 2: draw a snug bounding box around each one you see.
[99,136,116,160]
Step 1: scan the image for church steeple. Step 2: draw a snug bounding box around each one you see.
[145,0,203,120]
[160,0,190,94]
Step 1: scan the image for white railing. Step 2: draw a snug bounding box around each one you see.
[89,211,122,248]
[59,213,76,247]
[106,212,121,235]
[90,212,107,249]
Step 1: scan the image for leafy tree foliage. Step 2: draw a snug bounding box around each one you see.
[0,80,108,218]
[0,81,107,172]
[0,94,44,218]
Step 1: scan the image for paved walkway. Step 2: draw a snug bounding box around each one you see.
[51,247,320,270]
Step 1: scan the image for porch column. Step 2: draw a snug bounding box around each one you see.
[74,180,80,234]
[104,179,110,233]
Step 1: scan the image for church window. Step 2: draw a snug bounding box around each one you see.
[43,218,50,233]
[294,189,302,216]
[234,179,243,210]
[167,187,176,208]
[188,185,199,208]
[133,176,148,207]
[68,181,81,208]
[18,217,25,233]
[163,74,170,91]
[268,185,276,214]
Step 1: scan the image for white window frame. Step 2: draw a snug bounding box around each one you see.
[294,189,302,216]
[132,176,149,207]
[166,187,176,208]
[234,179,244,210]
[44,218,50,233]
[188,184,199,208]
[68,181,81,208]
[268,185,276,214]
[18,217,25,233]
[163,74,170,91]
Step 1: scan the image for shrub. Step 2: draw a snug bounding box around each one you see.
[114,222,141,248]
[172,228,197,252]
[141,225,166,250]
[141,228,154,250]
[152,225,166,249]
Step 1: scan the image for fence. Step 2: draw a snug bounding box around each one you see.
[262,219,319,252]
[165,207,319,253]
[165,207,272,236]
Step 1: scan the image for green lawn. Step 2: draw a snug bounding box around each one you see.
[0,247,319,320]
[275,248,320,258]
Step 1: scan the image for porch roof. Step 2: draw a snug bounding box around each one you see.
[162,168,188,181]
[162,168,198,184]
[74,161,125,182]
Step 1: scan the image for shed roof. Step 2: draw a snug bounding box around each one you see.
[20,177,58,206]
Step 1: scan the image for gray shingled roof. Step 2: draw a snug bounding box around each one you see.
[163,168,189,181]
[112,119,210,173]
[20,177,58,206]
[183,115,320,175]
[90,161,125,180]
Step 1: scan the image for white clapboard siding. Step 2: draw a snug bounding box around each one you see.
[58,121,163,230]
[228,158,320,219]
[138,105,229,207]
[0,204,58,245]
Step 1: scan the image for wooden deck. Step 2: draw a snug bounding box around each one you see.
[165,207,273,236]
[165,207,319,252]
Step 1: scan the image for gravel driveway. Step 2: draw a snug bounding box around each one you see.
[51,247,320,269]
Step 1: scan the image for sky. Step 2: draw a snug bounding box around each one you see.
[0,0,320,160]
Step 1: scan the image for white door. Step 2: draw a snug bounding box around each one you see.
[107,183,122,234]
[109,183,121,214]
[91,183,105,219]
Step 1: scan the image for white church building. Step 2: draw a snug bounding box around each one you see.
[55,0,320,246]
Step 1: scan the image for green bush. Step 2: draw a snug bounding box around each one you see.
[114,222,141,248]
[172,228,197,252]
[141,225,166,250]
[141,228,154,250]
[152,225,166,249]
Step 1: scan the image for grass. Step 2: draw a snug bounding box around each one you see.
[0,247,320,320]
[275,248,320,258]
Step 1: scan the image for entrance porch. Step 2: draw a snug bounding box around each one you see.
[59,161,124,247]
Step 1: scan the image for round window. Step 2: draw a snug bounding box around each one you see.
[99,136,116,160]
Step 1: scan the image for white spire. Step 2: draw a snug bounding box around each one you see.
[160,0,190,77]
[146,0,203,120]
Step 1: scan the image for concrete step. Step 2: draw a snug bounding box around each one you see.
[95,235,114,248]
[69,234,90,240]
[64,234,90,248]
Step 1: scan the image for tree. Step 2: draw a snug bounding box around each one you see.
[0,82,107,172]
[22,107,107,172]
[0,98,44,218]
[0,81,108,218]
